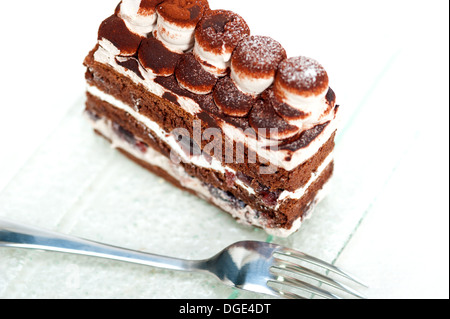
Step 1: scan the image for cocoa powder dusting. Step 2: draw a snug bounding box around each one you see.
[231,35,287,76]
[98,15,142,56]
[138,0,164,14]
[213,76,255,117]
[264,89,309,121]
[157,0,210,25]
[195,10,250,54]
[276,56,329,96]
[138,35,182,76]
[249,96,299,140]
[175,53,217,94]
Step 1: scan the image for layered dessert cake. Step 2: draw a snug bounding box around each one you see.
[83,0,339,237]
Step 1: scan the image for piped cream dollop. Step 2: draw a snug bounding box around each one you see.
[119,0,161,36]
[273,56,334,130]
[230,36,286,95]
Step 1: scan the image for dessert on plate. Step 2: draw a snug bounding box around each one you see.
[83,0,339,237]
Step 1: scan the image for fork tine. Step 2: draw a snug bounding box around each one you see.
[272,261,366,299]
[275,248,367,287]
[269,276,341,299]
[268,285,307,300]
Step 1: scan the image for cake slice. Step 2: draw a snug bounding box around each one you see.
[83,0,339,237]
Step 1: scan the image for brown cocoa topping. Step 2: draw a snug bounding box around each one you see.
[279,122,330,152]
[98,15,142,56]
[156,0,210,26]
[195,10,250,54]
[138,0,165,14]
[138,35,182,76]
[275,56,329,97]
[175,53,217,94]
[116,57,145,80]
[231,36,287,77]
[249,96,300,140]
[213,76,255,117]
[326,87,336,107]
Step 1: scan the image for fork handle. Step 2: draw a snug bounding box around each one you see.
[0,219,202,272]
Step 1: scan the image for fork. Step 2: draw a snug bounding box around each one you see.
[0,219,366,299]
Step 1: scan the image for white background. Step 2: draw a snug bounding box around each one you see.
[0,0,448,299]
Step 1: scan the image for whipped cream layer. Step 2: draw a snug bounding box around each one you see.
[119,0,159,36]
[154,14,196,52]
[193,43,230,76]
[230,70,275,96]
[282,91,335,130]
[93,45,337,172]
[86,110,331,238]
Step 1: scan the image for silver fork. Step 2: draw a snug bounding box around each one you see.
[0,219,366,299]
